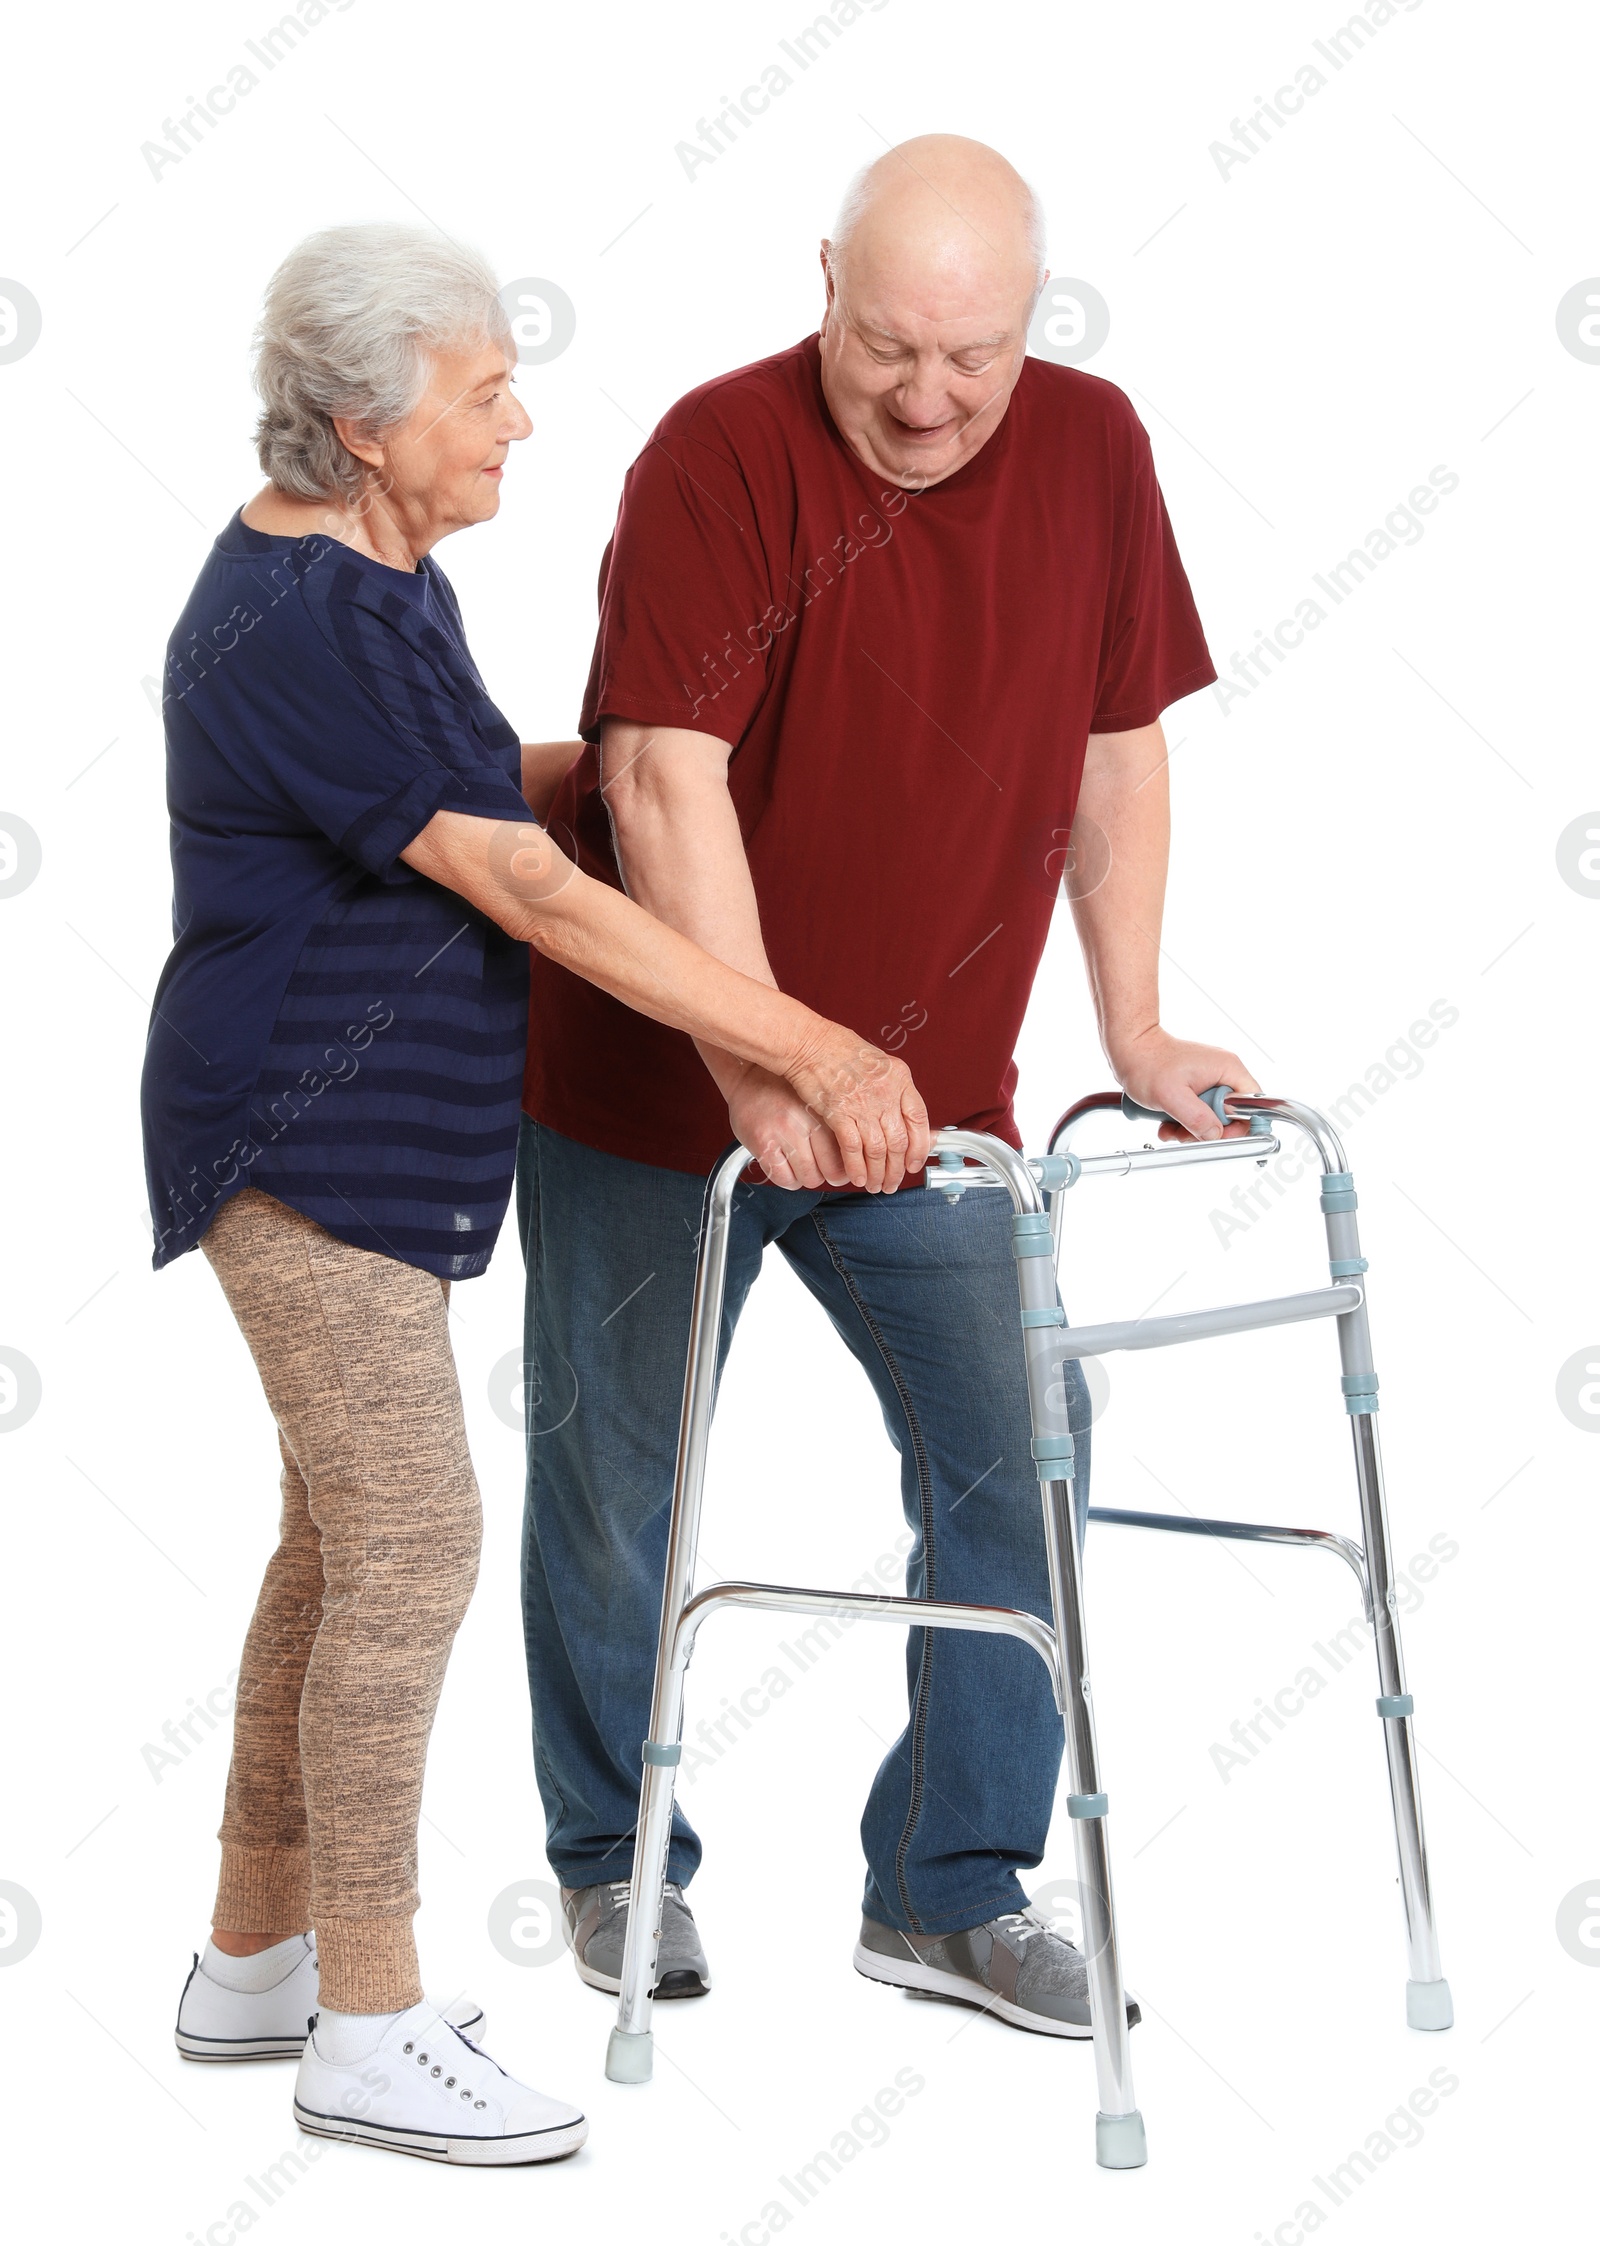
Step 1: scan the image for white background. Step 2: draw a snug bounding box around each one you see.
[1,0,1595,2239]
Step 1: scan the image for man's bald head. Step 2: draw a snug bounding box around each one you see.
[830,135,1046,297]
[817,136,1047,490]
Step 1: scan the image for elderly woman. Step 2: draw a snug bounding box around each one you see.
[143,222,928,2167]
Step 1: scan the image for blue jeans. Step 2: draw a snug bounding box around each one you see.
[516,1118,1091,1937]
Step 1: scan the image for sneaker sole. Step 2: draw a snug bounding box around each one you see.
[176,2007,484,2064]
[177,2029,311,2062]
[852,1943,1141,2040]
[572,1954,709,2000]
[294,2098,586,2166]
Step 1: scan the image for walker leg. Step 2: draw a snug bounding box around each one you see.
[1322,1170,1451,2030]
[1016,1206,1145,2167]
[1045,1471,1146,2165]
[607,1148,748,2084]
[607,1743,683,2082]
[1350,1408,1453,2030]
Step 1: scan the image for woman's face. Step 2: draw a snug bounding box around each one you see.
[365,338,532,543]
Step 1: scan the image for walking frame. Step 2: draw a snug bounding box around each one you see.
[603,1087,1452,2169]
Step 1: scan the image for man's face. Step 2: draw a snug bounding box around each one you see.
[817,246,1040,490]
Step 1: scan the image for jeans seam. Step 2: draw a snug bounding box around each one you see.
[808,1205,938,1936]
[888,1885,1035,1940]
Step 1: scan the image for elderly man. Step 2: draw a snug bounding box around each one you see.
[519,135,1256,2035]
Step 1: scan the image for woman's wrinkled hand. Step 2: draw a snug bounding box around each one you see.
[783,1026,931,1194]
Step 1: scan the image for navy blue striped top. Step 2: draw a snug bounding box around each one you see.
[141,512,532,1279]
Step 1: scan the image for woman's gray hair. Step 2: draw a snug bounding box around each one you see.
[252,223,512,503]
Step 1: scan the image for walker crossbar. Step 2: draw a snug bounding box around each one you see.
[603,1090,1452,2168]
[1084,1507,1370,1609]
[1057,1282,1362,1358]
[928,1131,1284,1203]
[672,1580,1065,1707]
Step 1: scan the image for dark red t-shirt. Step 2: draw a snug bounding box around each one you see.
[524,334,1216,1173]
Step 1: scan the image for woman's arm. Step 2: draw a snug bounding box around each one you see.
[520,739,585,822]
[400,808,929,1192]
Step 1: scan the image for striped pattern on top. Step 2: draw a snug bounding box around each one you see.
[244,885,528,1277]
[142,512,535,1280]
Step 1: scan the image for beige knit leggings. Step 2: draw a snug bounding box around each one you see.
[201,1189,482,2013]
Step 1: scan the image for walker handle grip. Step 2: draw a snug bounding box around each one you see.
[1120,1084,1233,1130]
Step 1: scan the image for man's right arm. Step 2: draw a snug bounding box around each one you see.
[399,805,926,1192]
[598,718,862,1190]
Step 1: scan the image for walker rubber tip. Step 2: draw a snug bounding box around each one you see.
[606,2025,655,2083]
[1095,2109,1148,2169]
[1406,1978,1454,2032]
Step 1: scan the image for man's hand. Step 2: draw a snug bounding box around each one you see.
[724,1066,856,1192]
[1111,1026,1261,1142]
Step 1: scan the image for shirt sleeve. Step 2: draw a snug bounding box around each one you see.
[1090,420,1217,733]
[192,552,531,878]
[579,426,778,747]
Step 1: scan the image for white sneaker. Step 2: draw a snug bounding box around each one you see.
[174,1938,485,2062]
[294,2002,587,2165]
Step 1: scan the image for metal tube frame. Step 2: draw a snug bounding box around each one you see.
[606,1128,1146,2171]
[1047,1093,1450,2028]
[604,1089,1452,2165]
[1084,1508,1371,1612]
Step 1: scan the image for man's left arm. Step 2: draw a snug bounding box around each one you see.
[1069,720,1260,1140]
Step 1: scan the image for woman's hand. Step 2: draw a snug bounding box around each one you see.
[779,1022,931,1194]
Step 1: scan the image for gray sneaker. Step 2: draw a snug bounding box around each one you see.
[854,1907,1141,2038]
[560,1880,710,1999]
